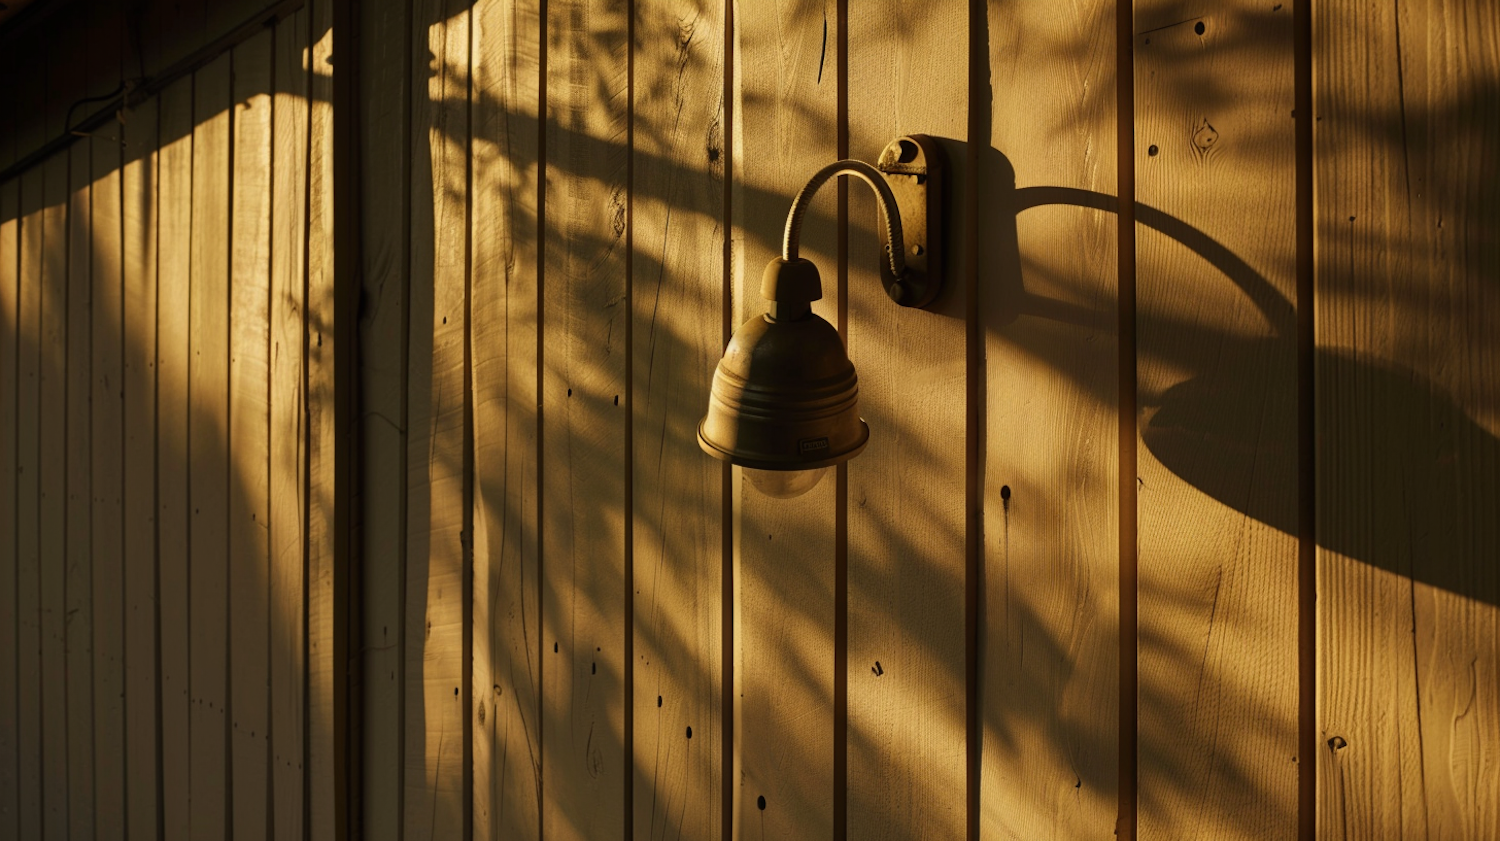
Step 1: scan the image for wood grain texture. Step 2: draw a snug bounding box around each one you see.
[39,150,69,841]
[120,93,161,841]
[1316,1,1500,838]
[156,76,194,841]
[540,0,630,835]
[357,0,409,835]
[1132,4,1299,838]
[228,30,273,841]
[0,173,19,841]
[270,10,310,839]
[403,1,470,837]
[16,167,44,841]
[845,3,969,838]
[89,121,128,841]
[630,0,728,836]
[64,138,94,841]
[979,1,1121,836]
[731,1,840,836]
[188,55,232,840]
[469,0,544,836]
[306,2,338,834]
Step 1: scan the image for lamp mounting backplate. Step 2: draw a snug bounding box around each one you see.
[876,134,945,308]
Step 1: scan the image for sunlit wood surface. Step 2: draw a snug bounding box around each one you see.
[733,0,840,837]
[0,0,1497,838]
[0,3,337,839]
[1135,3,1301,839]
[1318,0,1500,838]
[981,0,1122,837]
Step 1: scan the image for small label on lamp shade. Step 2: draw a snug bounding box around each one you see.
[798,437,830,454]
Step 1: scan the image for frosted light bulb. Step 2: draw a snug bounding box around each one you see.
[744,467,829,499]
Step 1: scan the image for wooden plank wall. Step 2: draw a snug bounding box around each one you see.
[0,1,338,838]
[1,0,1496,839]
[1317,0,1500,838]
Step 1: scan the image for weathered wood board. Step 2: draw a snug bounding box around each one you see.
[38,150,69,841]
[188,54,232,839]
[1316,1,1500,838]
[121,92,162,841]
[228,29,273,841]
[0,163,18,841]
[980,0,1121,836]
[357,0,410,833]
[156,75,195,841]
[64,136,94,841]
[630,0,730,837]
[469,0,544,835]
[16,165,45,841]
[270,9,310,840]
[732,1,841,836]
[845,2,970,838]
[307,1,338,835]
[403,1,470,837]
[539,0,630,835]
[90,118,128,840]
[1133,4,1300,838]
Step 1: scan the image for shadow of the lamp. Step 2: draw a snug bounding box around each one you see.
[980,146,1498,608]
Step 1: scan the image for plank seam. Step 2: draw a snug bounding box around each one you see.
[721,0,736,836]
[834,1,848,837]
[623,0,635,833]
[534,0,548,835]
[1294,0,1316,837]
[965,1,986,837]
[1116,0,1138,836]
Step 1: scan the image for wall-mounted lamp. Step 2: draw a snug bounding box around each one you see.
[698,135,945,498]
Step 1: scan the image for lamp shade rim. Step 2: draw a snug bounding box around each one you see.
[697,417,869,470]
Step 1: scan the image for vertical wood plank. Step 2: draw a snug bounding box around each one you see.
[229,29,274,841]
[1132,4,1299,838]
[1316,1,1500,838]
[845,4,969,839]
[469,0,544,837]
[306,2,338,835]
[121,93,161,841]
[731,0,840,836]
[540,0,629,835]
[17,166,45,841]
[357,0,409,836]
[39,150,70,841]
[0,173,20,841]
[979,1,1120,836]
[156,75,195,841]
[188,53,232,841]
[90,119,128,841]
[630,0,727,835]
[271,10,310,839]
[156,73,196,839]
[403,1,469,837]
[64,137,94,841]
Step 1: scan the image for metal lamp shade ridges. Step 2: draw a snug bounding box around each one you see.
[698,312,869,471]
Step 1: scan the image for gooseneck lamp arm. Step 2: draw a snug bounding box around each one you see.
[782,160,908,279]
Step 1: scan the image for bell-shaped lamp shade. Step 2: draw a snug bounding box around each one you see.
[698,257,868,496]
